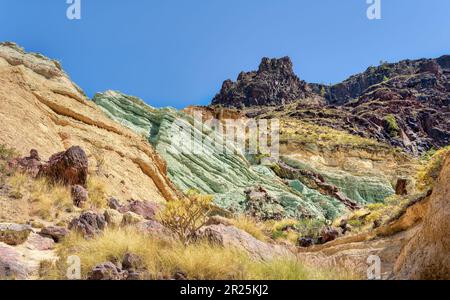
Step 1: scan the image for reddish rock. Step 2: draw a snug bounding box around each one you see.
[39,226,69,243]
[71,185,88,208]
[8,149,42,177]
[117,200,159,220]
[38,146,88,187]
[88,262,127,280]
[0,223,32,246]
[68,212,106,238]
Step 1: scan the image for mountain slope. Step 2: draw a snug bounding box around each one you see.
[0,42,179,203]
[212,56,450,154]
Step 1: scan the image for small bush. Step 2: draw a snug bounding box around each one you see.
[296,219,326,239]
[384,114,400,137]
[158,189,213,244]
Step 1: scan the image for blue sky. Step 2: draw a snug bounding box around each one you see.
[1,0,449,108]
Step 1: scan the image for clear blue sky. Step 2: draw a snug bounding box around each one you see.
[1,0,449,108]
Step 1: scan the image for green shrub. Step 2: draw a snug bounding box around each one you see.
[384,114,400,137]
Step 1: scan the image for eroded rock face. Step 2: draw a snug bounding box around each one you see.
[393,153,450,279]
[212,57,313,108]
[196,224,294,261]
[0,42,179,203]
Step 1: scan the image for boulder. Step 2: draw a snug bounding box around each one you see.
[298,237,314,248]
[71,185,88,208]
[38,146,88,187]
[118,200,159,220]
[393,153,450,279]
[318,227,340,244]
[122,253,144,270]
[121,212,144,226]
[7,149,42,177]
[39,226,69,243]
[196,224,293,261]
[68,211,106,237]
[88,262,128,280]
[25,233,55,251]
[104,209,123,228]
[0,223,32,246]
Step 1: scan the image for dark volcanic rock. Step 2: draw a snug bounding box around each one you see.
[212,57,313,108]
[88,262,127,280]
[38,146,88,187]
[212,55,449,154]
[71,185,88,208]
[68,211,106,238]
[8,149,42,177]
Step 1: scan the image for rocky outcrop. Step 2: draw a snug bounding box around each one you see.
[196,224,294,261]
[212,57,315,108]
[93,90,346,220]
[210,55,450,154]
[0,42,179,203]
[68,211,107,238]
[393,153,450,279]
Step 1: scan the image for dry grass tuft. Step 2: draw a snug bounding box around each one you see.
[50,227,357,280]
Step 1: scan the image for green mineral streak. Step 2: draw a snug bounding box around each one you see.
[282,156,394,205]
[93,91,353,220]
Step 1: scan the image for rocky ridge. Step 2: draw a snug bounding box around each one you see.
[211,56,450,154]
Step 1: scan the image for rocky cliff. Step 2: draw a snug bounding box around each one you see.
[0,42,179,203]
[93,91,349,220]
[212,56,450,154]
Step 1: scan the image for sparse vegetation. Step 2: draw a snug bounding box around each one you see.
[279,119,385,151]
[87,176,108,209]
[384,114,400,137]
[158,189,213,244]
[48,227,357,280]
[417,145,450,191]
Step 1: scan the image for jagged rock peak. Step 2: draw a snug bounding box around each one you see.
[212,56,311,108]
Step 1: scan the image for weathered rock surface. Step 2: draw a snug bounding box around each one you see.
[212,57,316,108]
[93,90,344,220]
[39,226,69,243]
[68,211,107,237]
[393,153,450,279]
[71,184,88,208]
[88,262,128,280]
[196,224,294,261]
[0,42,179,203]
[38,146,88,187]
[0,223,32,246]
